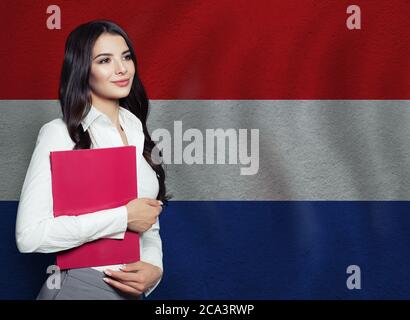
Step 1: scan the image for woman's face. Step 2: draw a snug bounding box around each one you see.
[89,33,135,101]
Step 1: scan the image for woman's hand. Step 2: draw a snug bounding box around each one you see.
[103,261,163,297]
[126,198,163,233]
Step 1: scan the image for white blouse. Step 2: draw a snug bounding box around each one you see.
[15,104,163,297]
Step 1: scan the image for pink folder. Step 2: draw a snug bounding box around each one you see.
[50,145,139,270]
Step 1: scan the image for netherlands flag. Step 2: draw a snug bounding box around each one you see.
[1,0,410,299]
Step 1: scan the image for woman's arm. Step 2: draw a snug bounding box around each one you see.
[139,218,163,296]
[15,121,128,253]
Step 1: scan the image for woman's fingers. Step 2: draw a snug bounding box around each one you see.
[120,280,146,292]
[104,262,161,293]
[120,261,146,272]
[104,269,142,282]
[103,268,146,293]
[142,198,162,207]
[103,277,142,296]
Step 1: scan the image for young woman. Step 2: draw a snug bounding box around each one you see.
[15,20,169,300]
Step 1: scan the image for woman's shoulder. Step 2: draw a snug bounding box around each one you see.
[37,118,74,148]
[40,118,66,130]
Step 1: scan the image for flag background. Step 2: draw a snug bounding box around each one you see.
[1,0,410,299]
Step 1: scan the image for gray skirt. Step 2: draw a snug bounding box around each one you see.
[36,267,141,300]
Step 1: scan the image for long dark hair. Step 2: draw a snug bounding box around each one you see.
[59,19,169,202]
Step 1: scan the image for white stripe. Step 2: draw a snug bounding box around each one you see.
[1,100,410,200]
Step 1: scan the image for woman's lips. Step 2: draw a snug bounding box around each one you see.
[112,79,130,87]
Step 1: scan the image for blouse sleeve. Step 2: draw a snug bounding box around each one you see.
[15,121,128,253]
[140,217,163,297]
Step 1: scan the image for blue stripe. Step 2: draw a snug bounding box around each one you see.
[0,201,54,300]
[2,201,410,299]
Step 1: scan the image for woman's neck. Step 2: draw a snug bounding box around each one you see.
[92,98,121,128]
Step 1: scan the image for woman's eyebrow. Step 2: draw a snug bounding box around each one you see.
[93,49,130,60]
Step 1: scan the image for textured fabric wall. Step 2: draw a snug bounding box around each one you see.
[1,1,410,299]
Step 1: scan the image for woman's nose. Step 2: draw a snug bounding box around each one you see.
[114,59,127,74]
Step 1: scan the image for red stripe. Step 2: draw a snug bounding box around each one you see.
[1,0,409,99]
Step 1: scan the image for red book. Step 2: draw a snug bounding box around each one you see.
[50,145,139,270]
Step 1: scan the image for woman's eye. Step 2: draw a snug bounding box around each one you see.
[98,55,131,64]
